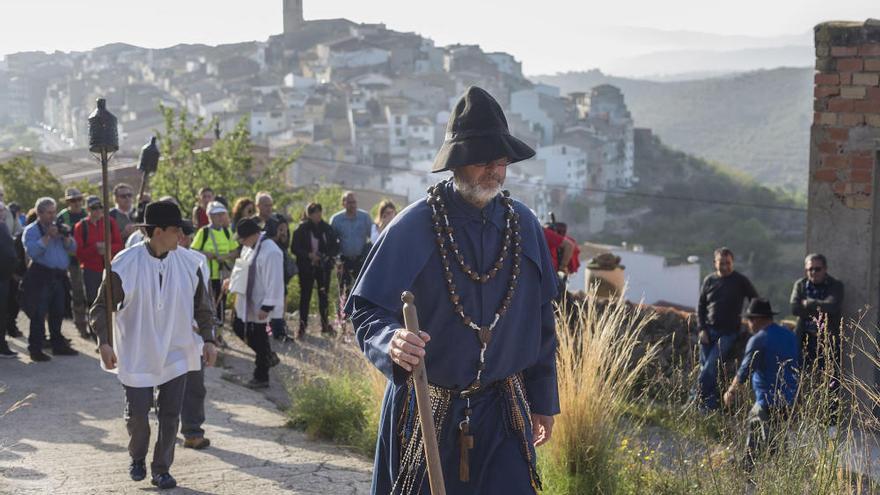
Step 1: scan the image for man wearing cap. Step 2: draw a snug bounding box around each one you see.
[58,187,89,335]
[192,201,238,326]
[90,201,218,490]
[230,218,284,389]
[723,298,799,471]
[346,86,559,494]
[74,196,123,318]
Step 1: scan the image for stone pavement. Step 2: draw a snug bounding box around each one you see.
[0,318,373,494]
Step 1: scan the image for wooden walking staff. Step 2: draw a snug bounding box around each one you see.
[88,98,119,347]
[401,291,446,495]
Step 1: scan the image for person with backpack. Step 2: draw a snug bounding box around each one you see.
[74,196,123,319]
[192,201,238,328]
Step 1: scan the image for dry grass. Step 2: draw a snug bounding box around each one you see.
[540,287,880,494]
[541,289,661,494]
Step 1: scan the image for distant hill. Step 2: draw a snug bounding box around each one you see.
[533,67,814,192]
[599,129,806,312]
[604,45,812,78]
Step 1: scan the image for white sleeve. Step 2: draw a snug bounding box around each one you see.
[370,223,379,244]
[259,248,285,309]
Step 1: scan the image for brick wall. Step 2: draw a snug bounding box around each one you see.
[809,20,880,413]
[812,20,880,209]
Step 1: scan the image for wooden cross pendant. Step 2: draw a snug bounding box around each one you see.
[459,423,474,482]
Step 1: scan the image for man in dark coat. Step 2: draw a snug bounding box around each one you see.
[346,87,559,494]
[790,253,844,420]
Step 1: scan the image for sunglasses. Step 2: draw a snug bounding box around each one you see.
[807,267,825,273]
[117,193,133,199]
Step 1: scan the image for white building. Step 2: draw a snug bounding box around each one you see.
[533,144,588,192]
[316,38,391,69]
[486,52,523,78]
[250,108,287,137]
[510,84,566,146]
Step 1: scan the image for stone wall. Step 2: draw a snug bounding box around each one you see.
[810,20,880,408]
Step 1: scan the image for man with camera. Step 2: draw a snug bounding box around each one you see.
[22,197,79,362]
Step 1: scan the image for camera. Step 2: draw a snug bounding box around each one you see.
[55,218,74,237]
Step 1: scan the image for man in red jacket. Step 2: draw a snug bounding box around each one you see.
[75,196,123,316]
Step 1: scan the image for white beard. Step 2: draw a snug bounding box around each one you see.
[454,175,502,208]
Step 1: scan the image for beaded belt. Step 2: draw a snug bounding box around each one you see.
[391,373,541,494]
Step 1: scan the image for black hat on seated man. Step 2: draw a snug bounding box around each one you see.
[236,218,261,240]
[431,86,536,173]
[745,298,778,319]
[134,201,184,228]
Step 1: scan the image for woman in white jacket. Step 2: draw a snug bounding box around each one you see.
[231,218,284,389]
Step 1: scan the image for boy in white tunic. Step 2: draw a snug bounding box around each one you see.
[90,202,218,490]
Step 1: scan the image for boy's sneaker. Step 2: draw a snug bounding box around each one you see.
[129,459,146,481]
[151,472,177,489]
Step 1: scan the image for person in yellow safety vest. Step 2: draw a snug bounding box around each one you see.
[192,201,238,334]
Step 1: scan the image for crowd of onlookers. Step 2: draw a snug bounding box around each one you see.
[0,182,850,469]
[0,183,399,365]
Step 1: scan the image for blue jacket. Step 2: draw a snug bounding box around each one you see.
[736,323,800,409]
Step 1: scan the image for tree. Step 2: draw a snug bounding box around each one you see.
[0,155,64,212]
[151,105,298,213]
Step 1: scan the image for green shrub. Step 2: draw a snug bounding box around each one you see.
[287,365,386,457]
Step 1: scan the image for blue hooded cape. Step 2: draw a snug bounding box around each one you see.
[345,181,560,494]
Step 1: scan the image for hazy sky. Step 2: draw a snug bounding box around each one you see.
[1,0,876,74]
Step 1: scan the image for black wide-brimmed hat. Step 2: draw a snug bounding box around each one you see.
[134,201,184,229]
[745,298,778,318]
[431,86,536,173]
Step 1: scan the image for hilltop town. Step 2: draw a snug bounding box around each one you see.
[0,0,638,236]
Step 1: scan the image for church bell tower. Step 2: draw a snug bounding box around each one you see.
[283,0,304,34]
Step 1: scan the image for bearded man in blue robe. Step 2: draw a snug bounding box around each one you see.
[345,86,560,495]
